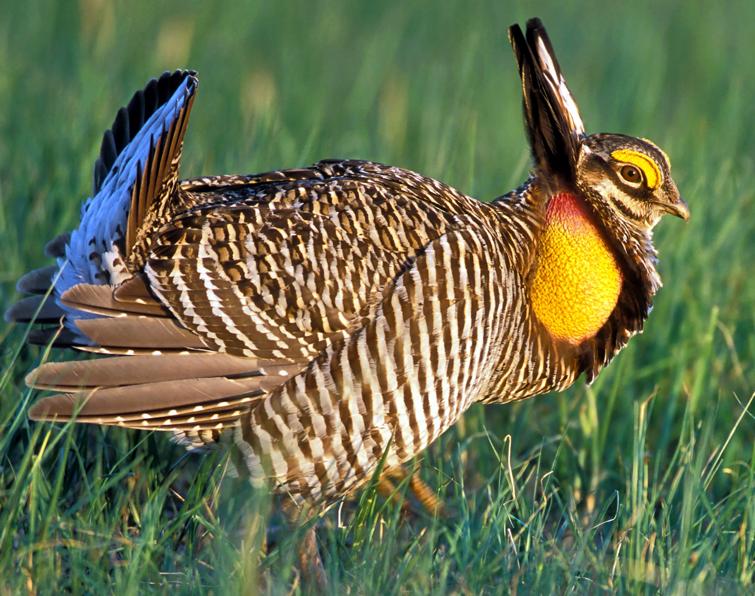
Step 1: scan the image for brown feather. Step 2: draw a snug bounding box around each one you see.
[75,316,208,350]
[27,353,300,391]
[28,375,287,421]
[112,274,160,304]
[61,283,168,317]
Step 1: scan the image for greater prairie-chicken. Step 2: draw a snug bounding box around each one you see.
[7,19,688,508]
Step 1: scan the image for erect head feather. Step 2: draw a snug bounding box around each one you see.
[508,18,585,182]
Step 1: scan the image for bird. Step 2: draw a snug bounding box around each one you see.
[6,18,689,513]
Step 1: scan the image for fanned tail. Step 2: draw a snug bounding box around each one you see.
[5,70,198,343]
[60,70,198,296]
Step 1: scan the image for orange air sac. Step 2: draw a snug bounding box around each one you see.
[530,192,623,344]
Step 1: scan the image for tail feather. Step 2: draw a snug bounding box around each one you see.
[27,326,80,348]
[5,71,198,342]
[2,70,295,449]
[91,71,195,197]
[59,70,198,297]
[4,294,64,324]
[16,265,57,295]
[44,232,71,258]
[126,82,196,256]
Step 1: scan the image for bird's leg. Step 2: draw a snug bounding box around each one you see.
[281,501,328,592]
[297,523,327,591]
[385,465,444,517]
[410,473,444,516]
[377,475,412,515]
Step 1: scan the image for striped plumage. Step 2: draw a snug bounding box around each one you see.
[7,19,688,506]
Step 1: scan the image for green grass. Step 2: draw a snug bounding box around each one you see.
[1,0,753,593]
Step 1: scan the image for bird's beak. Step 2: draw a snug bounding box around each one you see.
[660,196,690,221]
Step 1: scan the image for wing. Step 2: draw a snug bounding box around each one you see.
[144,164,468,362]
[235,228,509,503]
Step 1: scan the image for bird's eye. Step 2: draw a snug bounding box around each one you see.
[619,164,643,185]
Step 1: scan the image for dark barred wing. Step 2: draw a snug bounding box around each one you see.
[144,162,466,362]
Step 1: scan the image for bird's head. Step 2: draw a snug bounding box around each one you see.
[576,134,689,232]
[508,18,689,237]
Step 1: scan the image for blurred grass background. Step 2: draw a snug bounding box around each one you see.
[0,0,752,592]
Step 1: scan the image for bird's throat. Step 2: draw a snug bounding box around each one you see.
[530,192,623,345]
